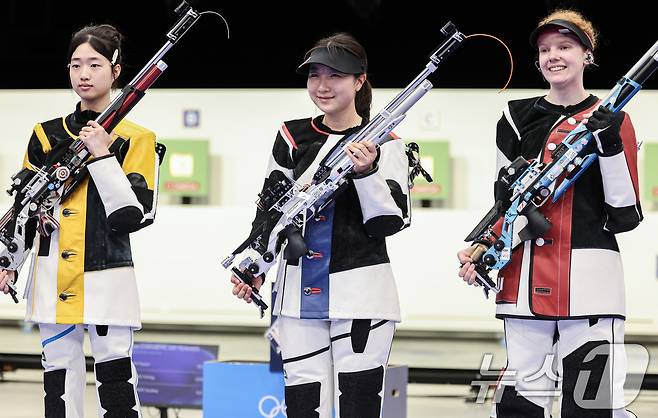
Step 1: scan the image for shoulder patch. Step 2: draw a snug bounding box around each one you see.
[40,117,70,140]
[36,117,75,148]
[283,118,314,136]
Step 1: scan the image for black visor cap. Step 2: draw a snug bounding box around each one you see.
[529,19,593,51]
[296,47,366,75]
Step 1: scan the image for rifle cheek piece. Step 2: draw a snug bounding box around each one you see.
[517,206,552,242]
[281,225,309,260]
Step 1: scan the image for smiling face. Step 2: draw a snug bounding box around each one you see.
[69,42,120,108]
[537,30,588,90]
[307,63,364,117]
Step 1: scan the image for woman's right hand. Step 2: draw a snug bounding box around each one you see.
[457,246,480,286]
[0,269,16,294]
[230,273,264,304]
[79,121,112,158]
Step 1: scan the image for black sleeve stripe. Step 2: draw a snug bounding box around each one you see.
[132,187,154,214]
[496,113,519,164]
[25,132,48,169]
[603,203,643,234]
[385,179,408,218]
[107,206,150,233]
[272,133,296,169]
[363,215,405,238]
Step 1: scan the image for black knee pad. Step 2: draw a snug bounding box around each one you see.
[95,357,138,418]
[44,369,66,418]
[285,381,320,418]
[561,340,612,418]
[350,319,371,353]
[95,325,109,336]
[338,365,384,418]
[495,385,545,418]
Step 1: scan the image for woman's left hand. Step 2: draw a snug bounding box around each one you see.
[346,140,377,174]
[79,121,112,158]
[582,106,624,156]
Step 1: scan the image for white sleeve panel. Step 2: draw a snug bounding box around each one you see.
[352,139,408,224]
[598,151,638,208]
[87,155,144,217]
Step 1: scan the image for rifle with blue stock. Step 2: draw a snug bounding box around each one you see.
[464,40,658,298]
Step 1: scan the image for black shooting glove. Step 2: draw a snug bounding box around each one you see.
[585,106,624,156]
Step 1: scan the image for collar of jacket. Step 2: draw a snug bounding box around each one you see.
[68,102,102,135]
[312,115,369,136]
[533,94,598,116]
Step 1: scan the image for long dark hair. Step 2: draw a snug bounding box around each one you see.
[306,33,372,119]
[67,24,124,87]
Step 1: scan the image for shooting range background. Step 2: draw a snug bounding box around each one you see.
[0,0,656,335]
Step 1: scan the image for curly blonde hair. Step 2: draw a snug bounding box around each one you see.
[539,9,598,50]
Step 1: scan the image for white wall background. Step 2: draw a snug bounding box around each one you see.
[0,88,656,335]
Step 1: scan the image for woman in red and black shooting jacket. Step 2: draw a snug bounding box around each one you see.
[458,9,641,418]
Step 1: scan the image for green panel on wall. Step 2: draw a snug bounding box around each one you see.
[644,142,658,202]
[409,140,450,201]
[158,139,210,197]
